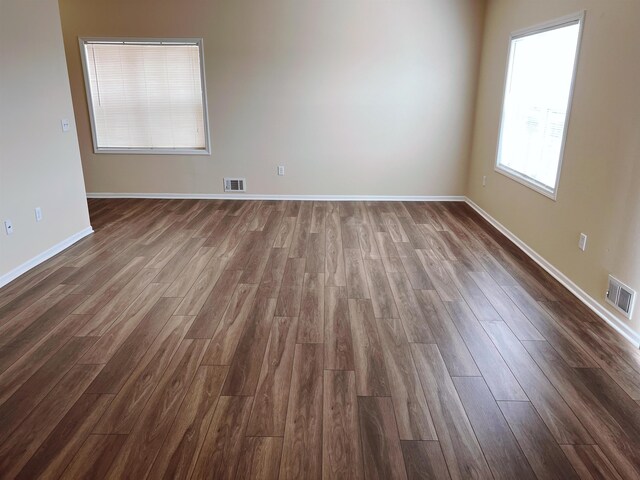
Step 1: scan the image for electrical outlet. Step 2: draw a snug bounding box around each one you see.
[277,166,285,176]
[578,233,587,251]
[4,220,13,235]
[61,119,70,132]
[35,207,43,222]
[482,175,487,187]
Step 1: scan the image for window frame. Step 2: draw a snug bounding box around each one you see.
[78,37,211,156]
[494,12,585,200]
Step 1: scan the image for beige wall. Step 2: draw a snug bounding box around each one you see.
[0,0,91,279]
[468,0,640,334]
[59,0,485,197]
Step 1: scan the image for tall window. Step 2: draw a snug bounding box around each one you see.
[495,13,584,199]
[80,38,210,154]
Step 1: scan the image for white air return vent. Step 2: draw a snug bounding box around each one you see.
[224,178,246,192]
[606,275,636,319]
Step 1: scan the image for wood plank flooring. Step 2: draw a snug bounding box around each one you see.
[1,198,640,479]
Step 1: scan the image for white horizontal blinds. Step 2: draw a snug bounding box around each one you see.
[85,41,206,150]
[497,21,580,191]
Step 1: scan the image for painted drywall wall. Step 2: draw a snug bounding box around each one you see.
[59,0,485,197]
[467,0,640,333]
[0,0,91,279]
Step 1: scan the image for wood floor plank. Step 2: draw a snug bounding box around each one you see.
[93,315,194,434]
[411,343,493,480]
[325,208,347,287]
[395,243,434,290]
[241,232,279,285]
[0,285,76,342]
[85,296,180,392]
[415,250,462,302]
[79,283,170,364]
[275,257,306,317]
[398,217,429,249]
[0,313,89,405]
[153,237,206,284]
[279,343,324,480]
[387,271,435,343]
[523,340,640,478]
[289,201,313,258]
[442,260,501,322]
[358,396,408,480]
[375,231,401,259]
[453,376,536,480]
[469,271,544,341]
[415,290,479,376]
[173,257,227,316]
[15,393,113,480]
[498,401,579,480]
[259,247,289,298]
[247,316,298,436]
[201,283,258,365]
[105,339,208,479]
[483,321,594,445]
[0,266,77,321]
[222,293,277,395]
[401,441,451,480]
[364,258,399,318]
[377,316,437,441]
[444,300,527,401]
[308,232,326,274]
[561,445,624,480]
[147,365,228,479]
[185,269,243,338]
[348,299,390,396]
[297,272,325,343]
[324,286,355,370]
[75,268,159,336]
[235,437,283,480]
[503,285,597,368]
[345,248,371,299]
[0,336,97,444]
[0,293,89,372]
[0,364,102,479]
[60,434,125,480]
[274,216,297,249]
[323,370,365,480]
[358,224,381,259]
[190,395,254,480]
[540,300,640,400]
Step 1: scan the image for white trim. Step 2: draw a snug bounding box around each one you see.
[78,37,212,156]
[465,197,640,348]
[86,192,466,202]
[494,11,586,201]
[0,227,94,289]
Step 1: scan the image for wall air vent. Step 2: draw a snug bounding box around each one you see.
[224,178,246,192]
[606,275,636,319]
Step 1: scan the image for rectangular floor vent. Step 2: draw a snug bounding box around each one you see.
[224,178,246,192]
[606,275,636,319]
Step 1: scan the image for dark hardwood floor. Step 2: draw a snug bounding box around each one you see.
[1,198,639,479]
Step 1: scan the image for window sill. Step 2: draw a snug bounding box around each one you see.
[93,148,211,156]
[494,165,558,201]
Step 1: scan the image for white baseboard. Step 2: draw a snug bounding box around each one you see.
[465,197,640,348]
[0,226,94,289]
[86,192,466,202]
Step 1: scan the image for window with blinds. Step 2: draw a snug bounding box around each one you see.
[80,38,210,154]
[495,13,583,199]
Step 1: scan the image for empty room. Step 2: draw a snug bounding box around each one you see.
[1,0,640,478]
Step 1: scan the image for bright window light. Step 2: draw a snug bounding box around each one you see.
[496,14,583,198]
[80,38,210,154]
